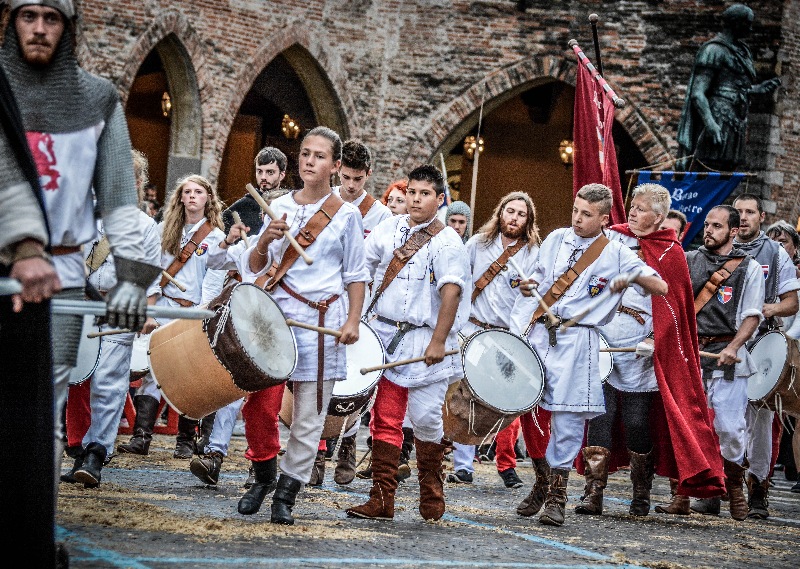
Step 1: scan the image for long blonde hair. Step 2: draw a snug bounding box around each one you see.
[475,191,540,248]
[161,174,224,256]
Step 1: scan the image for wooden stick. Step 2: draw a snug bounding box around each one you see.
[246,184,313,265]
[231,211,249,247]
[560,270,641,331]
[699,350,741,363]
[600,346,741,363]
[360,349,459,375]
[507,256,559,327]
[161,270,187,292]
[87,328,132,339]
[285,318,341,337]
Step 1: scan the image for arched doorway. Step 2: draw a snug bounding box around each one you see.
[124,34,202,205]
[436,79,646,237]
[217,45,348,206]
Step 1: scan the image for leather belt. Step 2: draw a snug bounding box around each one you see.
[376,315,428,354]
[162,294,196,308]
[280,282,339,413]
[469,316,508,331]
[698,334,735,348]
[535,314,592,347]
[52,245,82,256]
[617,305,645,325]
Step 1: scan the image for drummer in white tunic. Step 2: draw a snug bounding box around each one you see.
[510,183,666,527]
[236,126,369,525]
[346,164,471,522]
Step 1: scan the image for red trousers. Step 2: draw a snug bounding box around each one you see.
[519,406,551,460]
[242,383,285,462]
[494,418,521,472]
[371,377,411,448]
[65,380,91,448]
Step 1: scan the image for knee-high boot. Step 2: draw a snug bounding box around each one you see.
[575,446,610,515]
[117,395,160,455]
[174,415,198,459]
[724,458,748,521]
[415,438,447,521]
[539,467,570,526]
[517,457,551,516]
[346,440,401,519]
[629,449,654,516]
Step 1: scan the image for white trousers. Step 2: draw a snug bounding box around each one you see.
[280,380,335,483]
[404,379,449,443]
[545,411,595,470]
[706,376,748,465]
[452,442,475,473]
[205,398,245,456]
[745,404,774,481]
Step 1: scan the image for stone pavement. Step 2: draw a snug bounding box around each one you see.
[57,426,800,569]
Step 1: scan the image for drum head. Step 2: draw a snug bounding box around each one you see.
[130,333,150,374]
[598,332,613,382]
[461,329,544,414]
[748,331,787,401]
[229,284,297,380]
[69,315,100,385]
[336,321,384,397]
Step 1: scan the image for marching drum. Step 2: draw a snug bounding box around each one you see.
[69,314,101,385]
[748,330,800,417]
[444,329,545,445]
[279,321,385,438]
[129,333,151,381]
[599,332,614,383]
[150,283,297,419]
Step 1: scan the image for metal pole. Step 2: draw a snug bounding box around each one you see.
[589,13,603,77]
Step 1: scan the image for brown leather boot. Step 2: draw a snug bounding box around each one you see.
[629,449,654,516]
[655,478,690,515]
[308,450,326,487]
[346,440,401,520]
[517,457,551,516]
[415,438,447,521]
[746,472,770,520]
[723,458,748,521]
[575,446,610,515]
[540,467,570,526]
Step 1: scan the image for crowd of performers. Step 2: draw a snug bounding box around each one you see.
[1,4,798,567]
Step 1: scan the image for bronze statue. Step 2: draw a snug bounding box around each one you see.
[677,4,780,171]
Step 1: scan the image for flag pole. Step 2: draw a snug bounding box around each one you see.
[568,39,625,109]
[589,13,604,77]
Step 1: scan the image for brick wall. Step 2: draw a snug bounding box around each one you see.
[71,0,794,216]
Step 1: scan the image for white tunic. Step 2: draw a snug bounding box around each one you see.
[598,230,657,392]
[238,191,369,382]
[333,187,392,238]
[461,233,539,337]
[364,215,471,388]
[510,227,658,414]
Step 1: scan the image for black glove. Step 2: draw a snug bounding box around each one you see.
[106,257,161,331]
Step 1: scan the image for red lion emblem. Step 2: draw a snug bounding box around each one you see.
[26,132,60,191]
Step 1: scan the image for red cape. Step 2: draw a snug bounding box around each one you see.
[576,224,725,498]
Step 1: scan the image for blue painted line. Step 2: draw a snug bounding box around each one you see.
[56,526,152,569]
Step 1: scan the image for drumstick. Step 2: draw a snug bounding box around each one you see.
[560,270,642,332]
[600,346,741,363]
[285,318,342,337]
[507,256,559,327]
[231,212,249,247]
[87,328,132,339]
[359,349,460,375]
[246,184,313,265]
[161,270,187,292]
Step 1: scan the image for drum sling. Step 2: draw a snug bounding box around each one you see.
[365,218,445,353]
[526,234,609,343]
[159,221,214,288]
[693,257,745,315]
[471,240,525,303]
[358,193,376,217]
[266,192,345,413]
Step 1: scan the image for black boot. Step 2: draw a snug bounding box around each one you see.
[174,416,198,459]
[397,427,415,482]
[60,450,84,484]
[117,395,160,455]
[271,474,303,525]
[74,442,107,488]
[238,457,278,515]
[197,412,216,454]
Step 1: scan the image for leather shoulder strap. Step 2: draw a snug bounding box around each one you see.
[265,193,345,292]
[471,240,526,303]
[694,256,746,315]
[366,218,445,314]
[529,233,610,325]
[358,193,376,218]
[160,221,214,288]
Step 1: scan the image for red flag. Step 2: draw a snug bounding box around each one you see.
[572,45,626,225]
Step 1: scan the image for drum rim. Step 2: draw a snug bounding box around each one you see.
[460,328,545,414]
[227,282,299,381]
[69,316,102,385]
[598,331,614,383]
[747,329,791,403]
[335,320,385,398]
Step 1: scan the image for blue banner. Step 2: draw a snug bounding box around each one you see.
[637,171,746,247]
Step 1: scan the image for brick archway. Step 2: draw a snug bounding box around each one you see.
[401,55,671,172]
